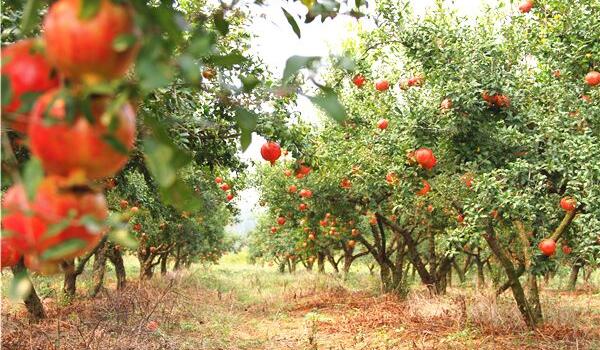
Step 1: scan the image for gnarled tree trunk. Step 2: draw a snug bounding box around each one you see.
[89,240,108,297]
[107,245,126,289]
[12,260,46,322]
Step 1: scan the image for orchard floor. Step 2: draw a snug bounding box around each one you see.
[2,252,600,350]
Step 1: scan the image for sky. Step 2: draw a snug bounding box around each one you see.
[228,0,510,237]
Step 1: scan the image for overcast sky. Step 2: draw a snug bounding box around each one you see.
[228,0,510,237]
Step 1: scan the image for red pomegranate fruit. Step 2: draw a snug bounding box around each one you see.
[28,91,136,180]
[585,71,600,86]
[538,239,556,256]
[560,197,576,212]
[375,80,390,91]
[377,119,389,130]
[261,141,282,165]
[414,148,437,170]
[1,177,107,272]
[43,0,139,83]
[1,39,59,132]
[352,74,365,88]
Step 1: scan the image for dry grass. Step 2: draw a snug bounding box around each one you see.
[1,259,599,350]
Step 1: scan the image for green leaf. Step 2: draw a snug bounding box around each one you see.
[159,179,202,212]
[8,271,32,302]
[21,0,43,35]
[307,88,347,123]
[240,129,252,151]
[23,158,44,201]
[108,229,138,249]
[79,0,101,20]
[41,239,87,261]
[241,74,260,92]
[102,134,130,155]
[1,75,12,107]
[144,138,178,188]
[209,54,247,68]
[282,55,320,83]
[178,54,200,84]
[213,11,229,36]
[113,34,137,53]
[282,8,301,39]
[235,108,258,131]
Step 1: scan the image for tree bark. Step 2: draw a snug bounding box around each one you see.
[62,259,78,299]
[107,246,126,289]
[484,225,539,329]
[317,252,325,273]
[568,260,583,290]
[89,240,108,297]
[528,273,543,321]
[475,256,486,289]
[160,252,168,275]
[11,260,46,322]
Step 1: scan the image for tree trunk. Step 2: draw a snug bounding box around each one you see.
[528,273,543,321]
[89,241,108,297]
[317,252,325,273]
[62,259,78,299]
[484,227,540,329]
[11,260,46,322]
[107,246,126,289]
[342,252,353,276]
[160,253,168,275]
[568,263,581,291]
[453,260,465,284]
[278,260,286,273]
[326,253,339,273]
[475,256,486,289]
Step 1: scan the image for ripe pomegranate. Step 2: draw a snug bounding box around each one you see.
[462,174,473,188]
[270,226,278,234]
[28,91,136,180]
[538,239,556,256]
[347,240,356,249]
[202,68,216,80]
[377,119,389,130]
[260,141,282,165]
[277,216,286,225]
[308,233,315,240]
[319,220,328,227]
[299,189,312,198]
[457,214,465,224]
[283,169,292,177]
[560,197,576,212]
[296,164,311,177]
[490,210,500,219]
[414,148,437,170]
[220,183,230,191]
[369,216,377,225]
[440,98,453,112]
[585,71,600,86]
[1,39,59,132]
[325,213,331,219]
[427,204,434,213]
[288,185,298,193]
[386,172,398,184]
[133,223,142,232]
[351,229,359,237]
[340,178,352,189]
[375,79,390,91]
[299,203,308,211]
[352,74,365,88]
[43,0,139,83]
[562,245,572,255]
[215,177,223,184]
[482,90,510,108]
[519,0,534,13]
[552,70,561,78]
[1,176,107,272]
[226,193,234,201]
[119,199,129,209]
[417,179,431,196]
[407,76,423,87]
[130,206,139,213]
[1,238,21,268]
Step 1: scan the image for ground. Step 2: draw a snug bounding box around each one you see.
[1,252,599,350]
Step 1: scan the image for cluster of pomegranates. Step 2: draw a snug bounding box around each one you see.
[215,177,234,201]
[352,74,423,92]
[1,0,140,273]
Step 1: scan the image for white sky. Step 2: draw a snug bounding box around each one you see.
[229,0,510,236]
